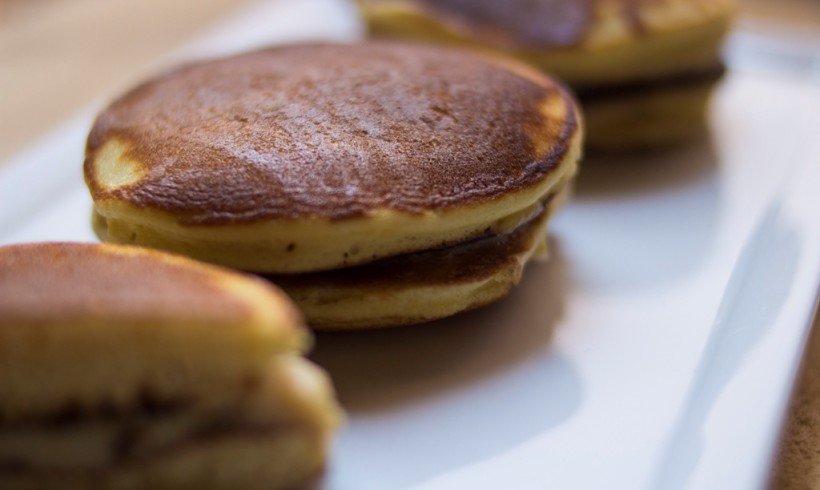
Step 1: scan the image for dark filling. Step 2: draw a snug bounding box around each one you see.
[0,416,299,475]
[573,62,726,102]
[27,391,190,430]
[263,189,559,290]
[0,379,298,474]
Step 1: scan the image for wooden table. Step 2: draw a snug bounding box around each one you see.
[1,0,819,487]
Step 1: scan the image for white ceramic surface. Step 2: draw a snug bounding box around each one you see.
[1,2,819,489]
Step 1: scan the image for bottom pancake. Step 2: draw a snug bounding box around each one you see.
[578,64,725,151]
[266,186,569,330]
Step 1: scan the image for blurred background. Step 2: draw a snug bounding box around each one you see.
[1,0,819,487]
[2,0,819,162]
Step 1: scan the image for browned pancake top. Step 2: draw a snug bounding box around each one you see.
[85,43,576,225]
[0,243,253,325]
[408,0,654,49]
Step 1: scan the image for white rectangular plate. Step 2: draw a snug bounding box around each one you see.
[2,2,820,489]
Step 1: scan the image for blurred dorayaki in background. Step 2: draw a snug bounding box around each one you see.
[358,0,736,150]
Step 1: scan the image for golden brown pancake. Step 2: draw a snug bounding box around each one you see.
[267,184,568,330]
[358,0,735,149]
[86,42,581,274]
[0,242,342,490]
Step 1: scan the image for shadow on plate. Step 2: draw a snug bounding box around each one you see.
[553,137,724,291]
[575,135,719,200]
[309,238,583,488]
[310,237,578,412]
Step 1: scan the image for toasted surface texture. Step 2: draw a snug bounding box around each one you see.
[0,241,295,330]
[0,242,342,489]
[86,42,581,273]
[87,43,570,222]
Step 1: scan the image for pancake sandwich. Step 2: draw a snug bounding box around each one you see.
[85,42,582,329]
[358,0,736,149]
[0,242,342,489]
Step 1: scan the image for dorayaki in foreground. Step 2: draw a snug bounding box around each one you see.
[0,242,342,489]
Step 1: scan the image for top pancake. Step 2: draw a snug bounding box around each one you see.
[86,42,581,273]
[0,242,302,340]
[0,242,307,418]
[360,0,735,85]
[87,42,574,224]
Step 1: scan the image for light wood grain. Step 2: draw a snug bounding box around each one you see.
[0,0,247,162]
